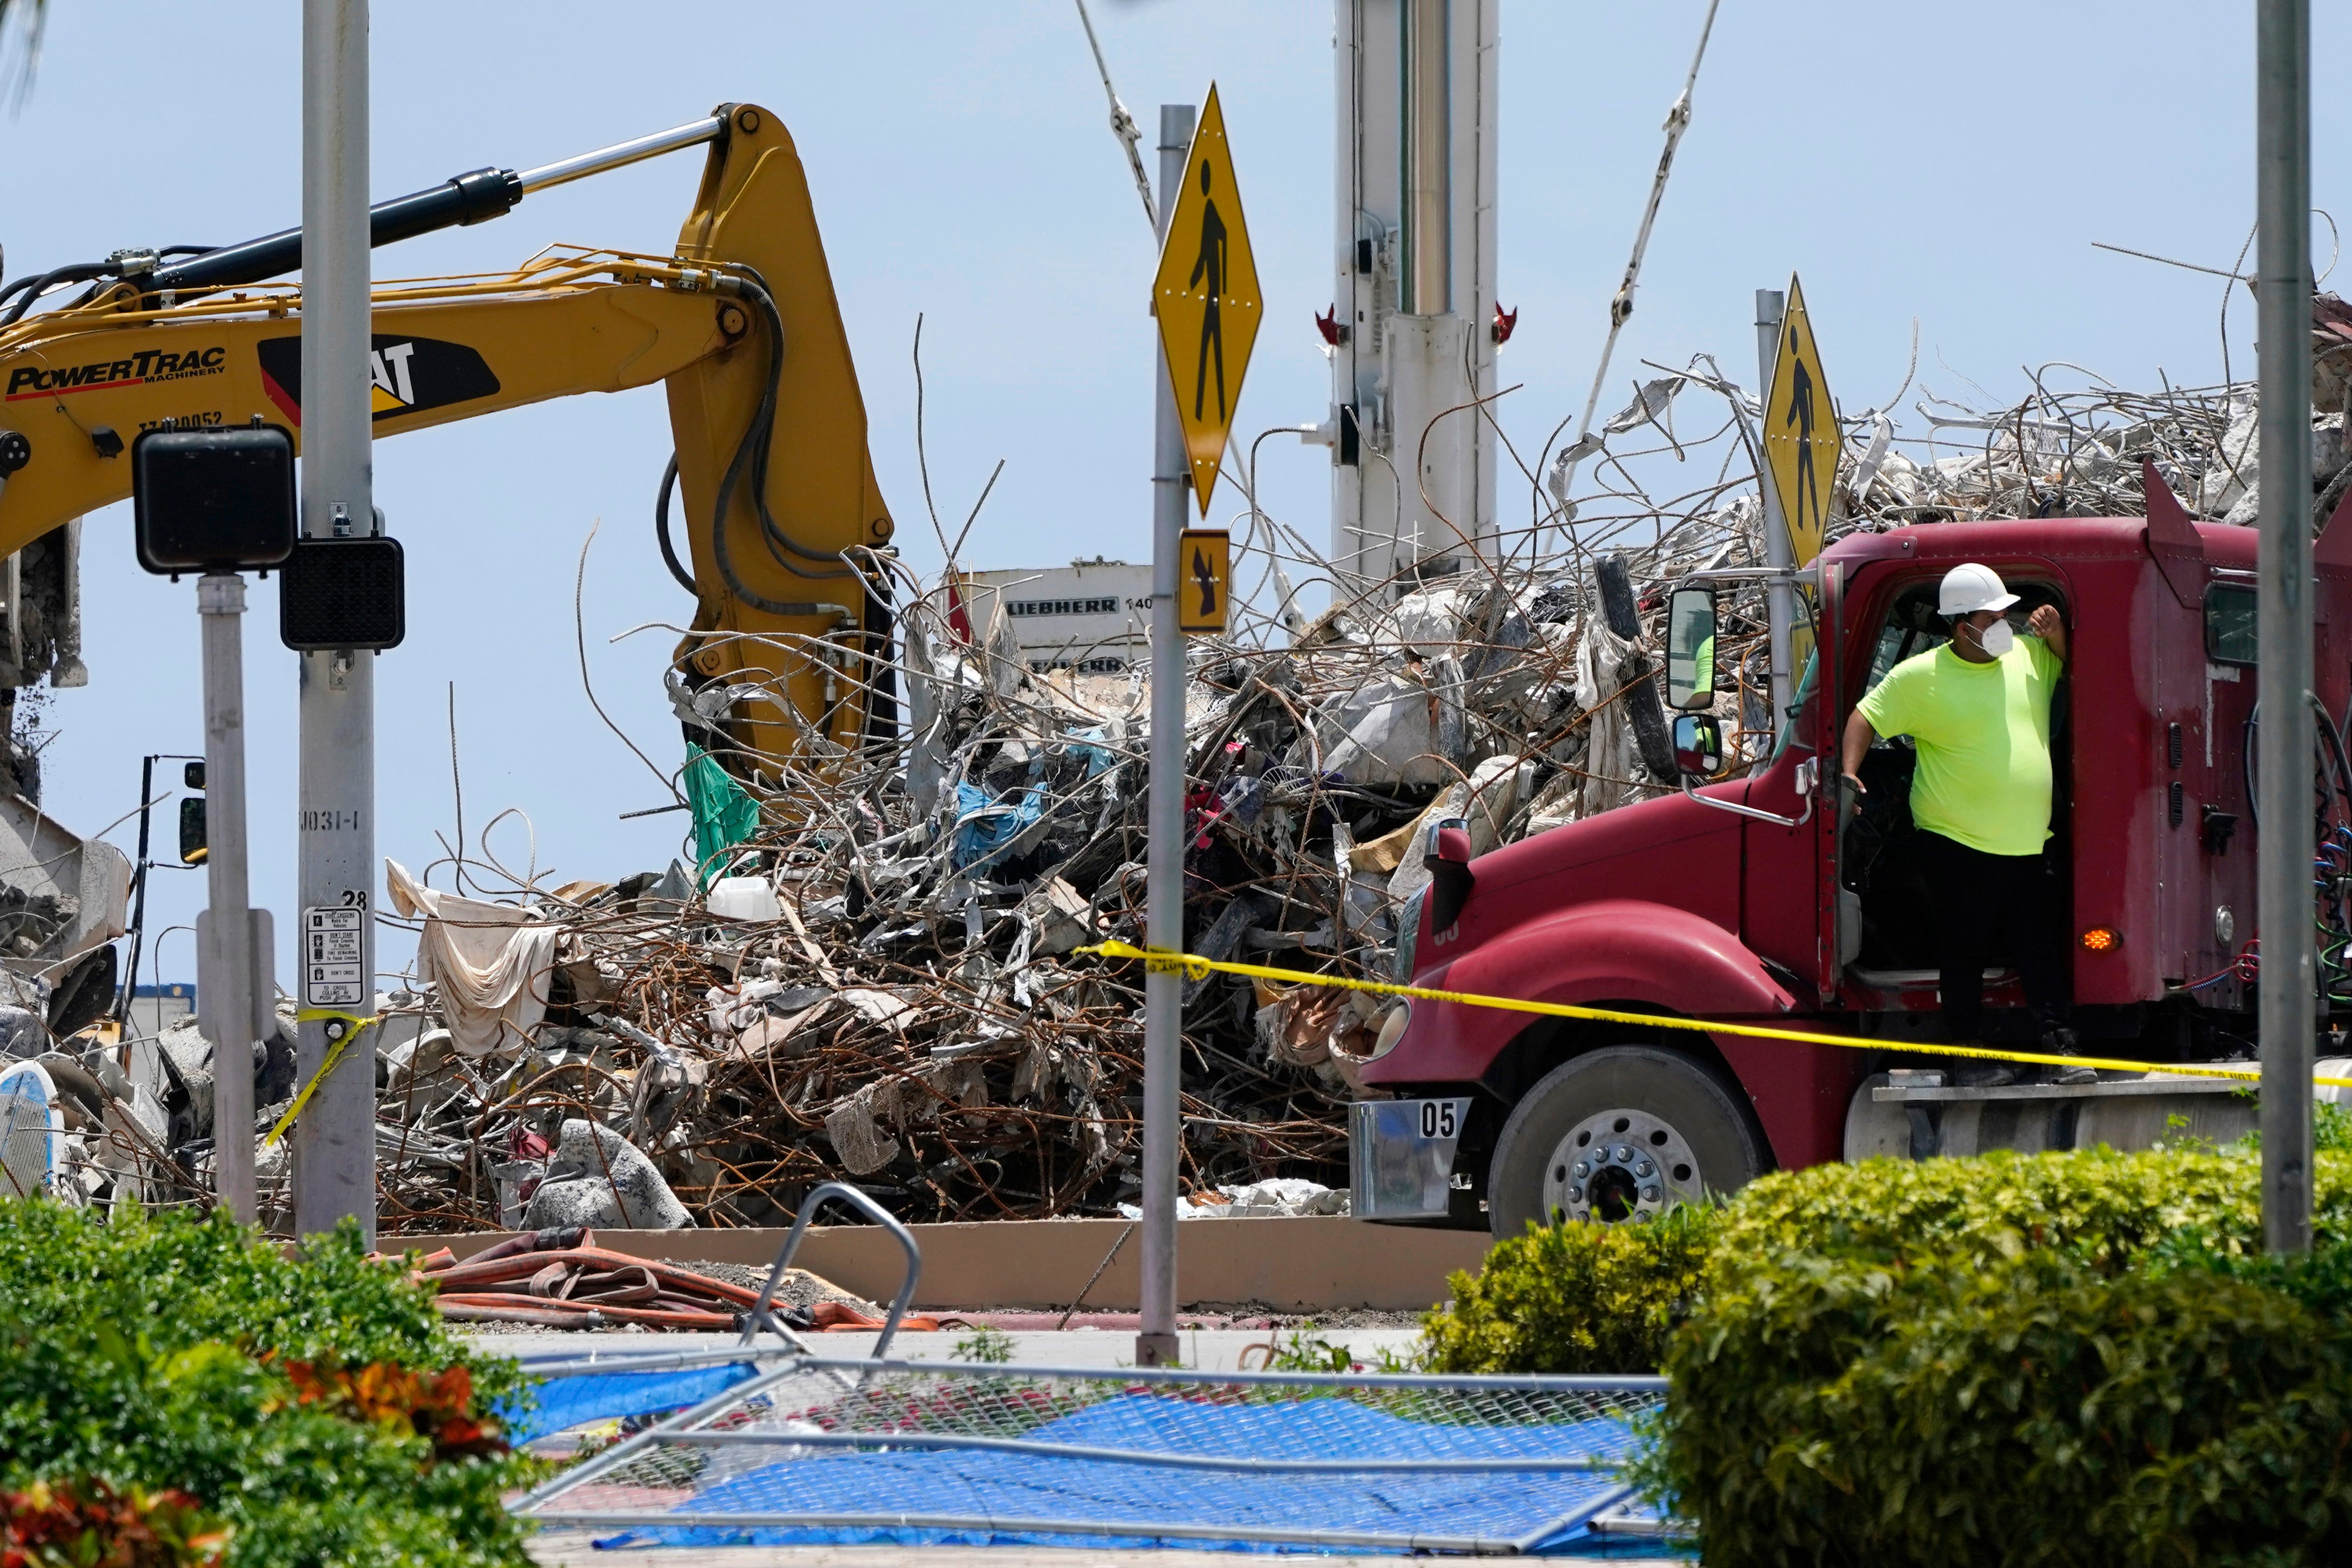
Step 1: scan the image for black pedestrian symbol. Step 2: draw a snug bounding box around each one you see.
[1783,323,1820,534]
[1188,159,1229,424]
[1191,542,1219,620]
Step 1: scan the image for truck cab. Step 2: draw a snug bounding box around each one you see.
[1354,472,2352,1235]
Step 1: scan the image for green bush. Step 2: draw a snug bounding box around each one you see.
[1714,1144,2352,1274]
[1654,1242,2352,1566]
[0,1200,534,1567]
[1427,1145,2352,1557]
[1422,1203,1718,1374]
[1651,1150,2352,1565]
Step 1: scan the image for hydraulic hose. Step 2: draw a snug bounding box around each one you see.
[2241,693,2352,831]
[721,268,857,574]
[2,263,110,325]
[2,247,214,324]
[707,406,840,615]
[705,269,861,617]
[2243,695,2352,1001]
[2317,695,2352,814]
[654,454,698,595]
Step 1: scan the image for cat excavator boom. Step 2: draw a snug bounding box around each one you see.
[0,103,896,779]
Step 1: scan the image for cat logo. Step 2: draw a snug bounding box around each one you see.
[256,333,500,425]
[369,341,418,413]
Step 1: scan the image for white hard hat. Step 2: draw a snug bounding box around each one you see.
[1938,562,2019,618]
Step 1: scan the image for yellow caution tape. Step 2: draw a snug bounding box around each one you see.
[1076,940,2352,1091]
[263,1010,383,1149]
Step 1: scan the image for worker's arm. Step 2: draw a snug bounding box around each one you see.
[1840,707,1878,793]
[2028,603,2068,664]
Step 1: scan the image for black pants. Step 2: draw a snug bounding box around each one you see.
[1915,830,2069,1042]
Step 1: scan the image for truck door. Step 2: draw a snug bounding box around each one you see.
[1735,564,1839,1003]
[1834,559,2073,1009]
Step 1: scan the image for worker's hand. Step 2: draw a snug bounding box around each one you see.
[1841,772,1866,796]
[2027,604,2062,641]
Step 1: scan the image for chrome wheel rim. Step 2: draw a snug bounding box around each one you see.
[1541,1107,1703,1224]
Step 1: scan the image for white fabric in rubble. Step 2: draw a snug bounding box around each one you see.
[1389,586,1472,658]
[1383,756,1530,907]
[1574,615,1646,818]
[1846,413,1895,501]
[899,613,954,819]
[384,860,557,1058]
[1321,658,1466,787]
[1601,374,1687,436]
[822,1057,990,1176]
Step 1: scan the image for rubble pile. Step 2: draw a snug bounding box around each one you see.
[240,502,1799,1235]
[1826,293,2352,533]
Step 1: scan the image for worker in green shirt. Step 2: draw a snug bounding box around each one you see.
[1839,563,2089,1086]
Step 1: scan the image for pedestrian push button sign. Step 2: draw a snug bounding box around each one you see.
[303,906,366,1008]
[1153,84,1263,519]
[1177,529,1230,635]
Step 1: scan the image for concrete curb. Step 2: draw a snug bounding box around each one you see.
[415,1215,1495,1312]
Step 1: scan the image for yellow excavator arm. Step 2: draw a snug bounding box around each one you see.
[0,103,895,778]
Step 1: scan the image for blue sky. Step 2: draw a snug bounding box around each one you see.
[2,1,2340,988]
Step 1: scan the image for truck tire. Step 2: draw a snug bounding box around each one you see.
[1487,1046,1766,1238]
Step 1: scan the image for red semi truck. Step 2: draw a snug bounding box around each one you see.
[1352,467,2350,1235]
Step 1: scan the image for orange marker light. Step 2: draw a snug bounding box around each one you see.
[2081,927,2120,953]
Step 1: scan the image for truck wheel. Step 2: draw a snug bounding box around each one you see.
[1487,1046,1765,1237]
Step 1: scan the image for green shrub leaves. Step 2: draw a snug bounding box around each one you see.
[0,1200,534,1567]
[1428,1147,2352,1563]
[1661,1150,2352,1566]
[1422,1203,1718,1375]
[1714,1145,2352,1274]
[1661,1243,2352,1565]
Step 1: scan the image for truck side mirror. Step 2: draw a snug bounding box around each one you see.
[1422,815,1475,932]
[1672,714,1724,780]
[1665,587,1718,711]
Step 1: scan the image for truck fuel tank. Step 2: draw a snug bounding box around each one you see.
[1846,1067,2264,1160]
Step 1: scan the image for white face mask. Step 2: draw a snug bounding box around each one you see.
[1970,618,2016,658]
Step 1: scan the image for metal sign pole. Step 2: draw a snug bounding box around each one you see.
[1137,100,1196,1369]
[294,0,378,1243]
[114,754,157,1027]
[2256,0,2315,1255]
[1753,289,1792,725]
[198,575,256,1224]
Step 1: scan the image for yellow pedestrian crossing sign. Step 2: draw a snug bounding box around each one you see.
[1177,530,1230,635]
[1154,84,1262,519]
[1763,275,1837,567]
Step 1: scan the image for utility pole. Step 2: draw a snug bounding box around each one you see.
[132,424,293,1227]
[294,0,378,1243]
[1754,289,1793,725]
[1329,0,1498,589]
[199,577,258,1224]
[2257,0,2314,1255]
[1137,100,1195,1371]
[113,755,159,1028]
